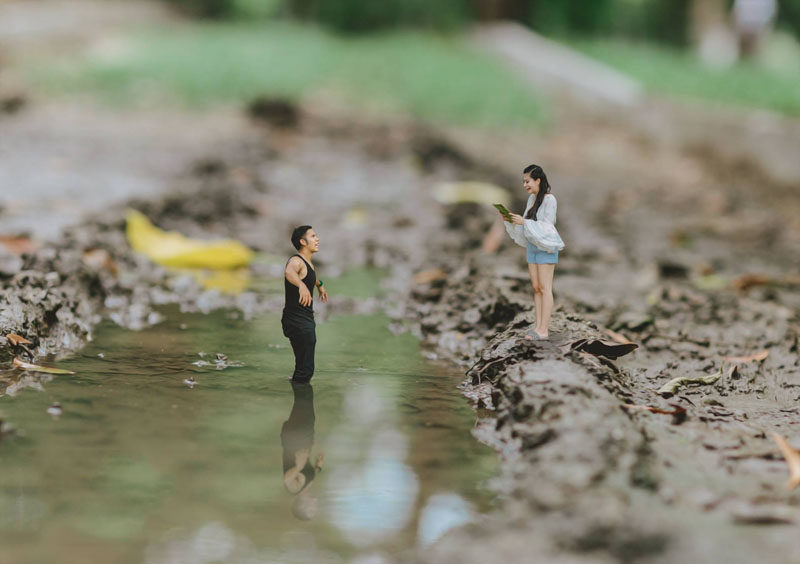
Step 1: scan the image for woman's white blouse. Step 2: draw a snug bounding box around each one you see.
[504,194,565,253]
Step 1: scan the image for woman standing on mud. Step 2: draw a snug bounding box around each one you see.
[502,164,565,340]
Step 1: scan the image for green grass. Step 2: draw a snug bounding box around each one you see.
[573,37,800,115]
[27,22,545,127]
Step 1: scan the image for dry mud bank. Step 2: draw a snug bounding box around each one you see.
[402,114,800,561]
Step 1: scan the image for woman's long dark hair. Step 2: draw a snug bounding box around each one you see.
[524,164,551,221]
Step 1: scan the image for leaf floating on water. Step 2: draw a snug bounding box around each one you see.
[723,349,769,363]
[192,352,242,371]
[12,357,75,375]
[6,333,32,346]
[657,364,723,397]
[47,402,62,419]
[570,339,638,360]
[769,432,800,491]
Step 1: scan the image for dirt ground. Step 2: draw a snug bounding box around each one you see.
[2,2,800,562]
[399,104,800,562]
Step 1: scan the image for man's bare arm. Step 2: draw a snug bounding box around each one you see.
[285,258,312,306]
[284,258,305,288]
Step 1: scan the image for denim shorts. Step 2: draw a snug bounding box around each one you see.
[527,243,559,264]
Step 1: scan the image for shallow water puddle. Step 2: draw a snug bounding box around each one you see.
[0,307,497,563]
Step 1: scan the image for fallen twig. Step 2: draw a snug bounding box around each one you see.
[769,432,800,491]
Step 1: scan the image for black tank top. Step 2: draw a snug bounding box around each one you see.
[283,254,316,319]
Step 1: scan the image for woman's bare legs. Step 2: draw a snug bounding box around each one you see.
[534,263,555,337]
[527,263,542,334]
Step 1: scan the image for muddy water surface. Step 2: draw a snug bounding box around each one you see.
[0,299,496,563]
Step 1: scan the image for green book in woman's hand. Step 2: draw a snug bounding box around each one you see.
[493,203,512,221]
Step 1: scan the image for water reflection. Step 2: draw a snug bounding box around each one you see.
[0,310,497,563]
[281,382,324,521]
[327,382,419,547]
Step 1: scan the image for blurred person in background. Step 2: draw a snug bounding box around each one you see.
[733,0,778,58]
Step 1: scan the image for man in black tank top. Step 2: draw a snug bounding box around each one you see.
[282,226,328,383]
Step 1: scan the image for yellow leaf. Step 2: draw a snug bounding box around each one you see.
[432,182,510,206]
[126,210,253,270]
[192,268,251,295]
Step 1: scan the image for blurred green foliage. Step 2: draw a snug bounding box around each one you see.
[285,0,469,32]
[527,0,690,45]
[29,23,546,127]
[162,0,800,47]
[782,0,800,36]
[576,37,800,115]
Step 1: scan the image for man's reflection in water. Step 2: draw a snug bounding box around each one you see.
[281,381,324,520]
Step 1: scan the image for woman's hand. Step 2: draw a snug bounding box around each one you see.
[509,213,524,225]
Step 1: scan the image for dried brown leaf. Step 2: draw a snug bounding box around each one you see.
[622,404,686,416]
[571,339,638,360]
[82,249,119,276]
[602,328,634,345]
[6,333,32,346]
[0,235,36,255]
[657,364,723,397]
[770,432,800,491]
[413,269,447,285]
[732,273,771,291]
[13,357,75,375]
[723,350,769,363]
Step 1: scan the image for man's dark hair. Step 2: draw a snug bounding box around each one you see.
[291,225,312,250]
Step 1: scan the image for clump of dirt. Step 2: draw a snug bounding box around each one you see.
[247,97,301,129]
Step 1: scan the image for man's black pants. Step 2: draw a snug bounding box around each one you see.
[283,319,316,383]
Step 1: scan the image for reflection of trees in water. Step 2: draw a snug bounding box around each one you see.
[281,381,323,520]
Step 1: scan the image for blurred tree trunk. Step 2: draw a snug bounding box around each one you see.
[690,0,738,66]
[285,0,315,19]
[689,0,727,44]
[473,0,527,21]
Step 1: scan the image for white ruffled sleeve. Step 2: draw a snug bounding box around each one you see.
[504,222,527,248]
[503,195,534,248]
[523,195,565,253]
